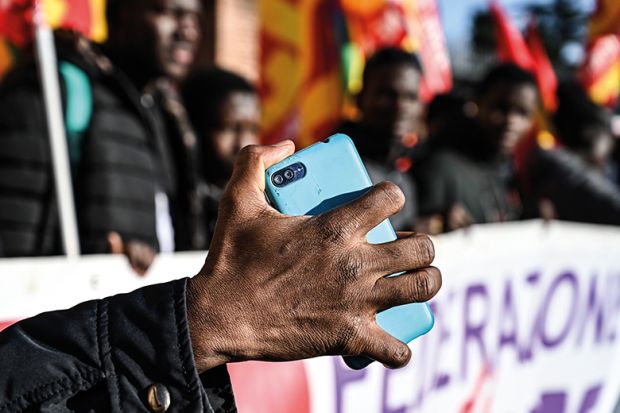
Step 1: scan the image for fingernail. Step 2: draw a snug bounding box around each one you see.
[273,140,292,147]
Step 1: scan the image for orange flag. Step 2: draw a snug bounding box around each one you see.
[260,0,452,146]
[588,0,620,39]
[579,0,620,108]
[259,0,343,147]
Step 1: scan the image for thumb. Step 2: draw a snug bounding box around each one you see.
[357,324,412,369]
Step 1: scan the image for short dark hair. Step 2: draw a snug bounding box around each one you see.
[554,81,611,149]
[362,47,423,87]
[106,0,131,29]
[477,63,538,97]
[182,67,256,131]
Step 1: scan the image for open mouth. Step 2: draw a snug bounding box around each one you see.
[171,45,194,66]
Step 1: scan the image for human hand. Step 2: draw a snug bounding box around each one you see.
[446,202,473,232]
[187,141,441,372]
[107,232,156,276]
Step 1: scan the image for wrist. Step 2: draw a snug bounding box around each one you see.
[186,275,229,372]
[186,275,250,372]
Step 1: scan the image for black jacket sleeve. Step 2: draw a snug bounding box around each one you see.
[0,278,236,413]
[0,65,59,257]
[529,148,620,225]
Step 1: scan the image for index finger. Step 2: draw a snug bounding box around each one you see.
[320,181,405,239]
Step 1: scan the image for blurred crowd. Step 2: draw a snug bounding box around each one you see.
[0,0,619,274]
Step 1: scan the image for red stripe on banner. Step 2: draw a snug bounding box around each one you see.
[0,320,19,332]
[228,361,311,413]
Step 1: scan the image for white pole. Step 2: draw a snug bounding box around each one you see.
[33,2,81,258]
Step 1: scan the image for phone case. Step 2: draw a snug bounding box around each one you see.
[265,134,434,369]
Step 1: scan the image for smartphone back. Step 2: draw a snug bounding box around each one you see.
[265,134,434,369]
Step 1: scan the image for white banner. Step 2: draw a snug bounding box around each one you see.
[2,221,620,413]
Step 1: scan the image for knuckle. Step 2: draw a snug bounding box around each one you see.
[316,215,349,245]
[236,145,264,167]
[218,192,235,213]
[219,188,247,218]
[376,182,405,210]
[379,244,403,262]
[414,271,432,299]
[337,316,363,353]
[219,190,238,211]
[335,254,364,285]
[412,267,440,300]
[241,144,262,158]
[412,234,434,264]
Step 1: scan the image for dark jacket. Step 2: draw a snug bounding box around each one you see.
[413,118,521,224]
[525,147,620,225]
[414,148,520,223]
[0,40,205,257]
[0,278,236,412]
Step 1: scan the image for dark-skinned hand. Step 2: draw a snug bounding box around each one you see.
[107,231,156,276]
[187,141,441,372]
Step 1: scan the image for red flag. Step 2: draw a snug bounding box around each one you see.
[0,0,107,80]
[489,0,535,70]
[54,0,93,38]
[0,0,105,46]
[489,1,559,113]
[406,0,453,102]
[490,1,559,180]
[0,0,35,48]
[526,20,558,111]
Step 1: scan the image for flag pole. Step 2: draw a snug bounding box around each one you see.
[33,1,81,258]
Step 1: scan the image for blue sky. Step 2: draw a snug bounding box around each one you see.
[436,0,597,44]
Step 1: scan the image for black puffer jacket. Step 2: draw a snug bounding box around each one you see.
[0,41,199,256]
[0,278,236,412]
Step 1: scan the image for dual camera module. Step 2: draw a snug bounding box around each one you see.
[271,162,306,187]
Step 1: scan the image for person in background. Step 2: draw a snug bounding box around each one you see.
[336,47,423,231]
[524,82,620,224]
[413,63,539,233]
[554,82,616,174]
[424,92,468,145]
[0,0,205,273]
[182,67,261,245]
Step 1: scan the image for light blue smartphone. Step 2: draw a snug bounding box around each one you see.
[264,133,434,369]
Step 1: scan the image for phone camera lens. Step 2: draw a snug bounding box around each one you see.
[283,169,294,180]
[273,174,284,185]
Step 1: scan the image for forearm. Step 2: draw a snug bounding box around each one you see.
[0,279,233,412]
